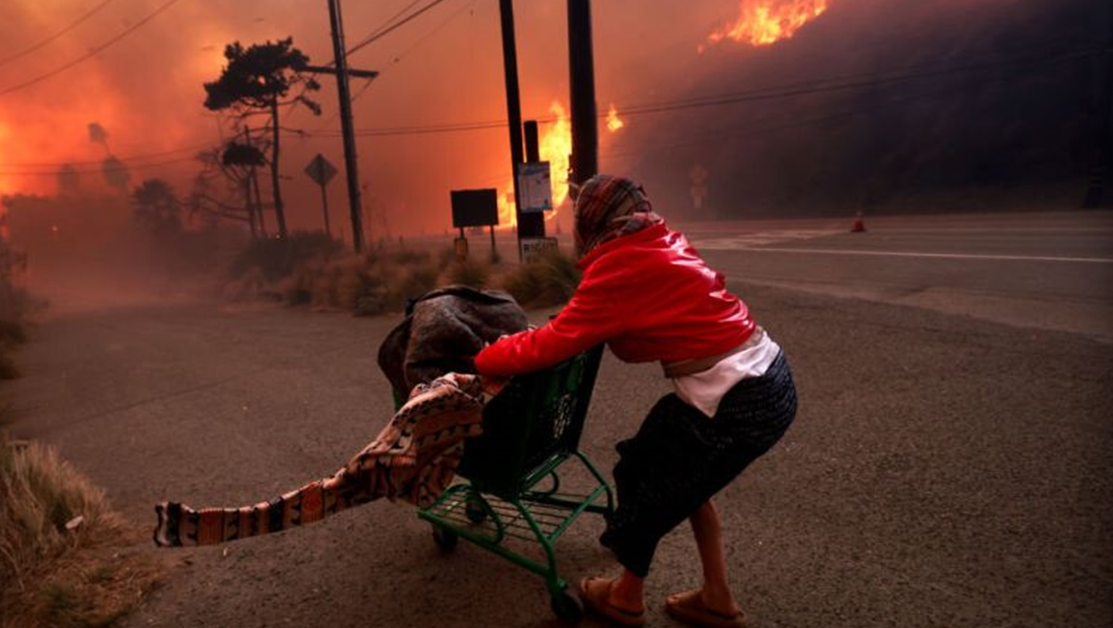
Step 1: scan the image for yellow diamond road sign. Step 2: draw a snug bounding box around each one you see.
[305,154,338,187]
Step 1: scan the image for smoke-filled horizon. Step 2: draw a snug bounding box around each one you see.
[0,0,727,235]
[0,0,1105,238]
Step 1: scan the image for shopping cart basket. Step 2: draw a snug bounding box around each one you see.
[416,345,612,624]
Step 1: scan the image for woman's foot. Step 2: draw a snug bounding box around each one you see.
[579,576,646,627]
[664,589,748,628]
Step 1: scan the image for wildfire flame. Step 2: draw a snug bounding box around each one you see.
[541,102,572,208]
[497,101,573,229]
[606,104,625,133]
[700,0,831,52]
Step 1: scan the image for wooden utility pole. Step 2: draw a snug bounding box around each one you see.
[244,125,267,237]
[1083,3,1113,207]
[321,0,376,252]
[498,0,530,257]
[568,0,598,188]
[238,127,258,238]
[269,100,289,239]
[524,120,541,167]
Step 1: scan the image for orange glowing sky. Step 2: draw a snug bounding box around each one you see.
[0,0,836,235]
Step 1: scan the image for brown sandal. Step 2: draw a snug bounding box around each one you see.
[579,577,647,627]
[665,590,749,628]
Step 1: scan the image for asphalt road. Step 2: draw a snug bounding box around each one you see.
[3,212,1112,628]
[687,210,1113,344]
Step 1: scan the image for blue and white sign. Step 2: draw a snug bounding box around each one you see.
[517,161,553,214]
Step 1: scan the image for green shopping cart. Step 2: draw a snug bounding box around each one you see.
[416,345,612,625]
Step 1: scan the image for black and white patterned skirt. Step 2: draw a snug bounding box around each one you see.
[600,350,797,577]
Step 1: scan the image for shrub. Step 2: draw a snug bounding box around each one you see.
[0,320,26,345]
[448,259,491,289]
[229,231,343,281]
[0,435,111,586]
[387,263,440,311]
[390,249,431,266]
[0,284,41,327]
[436,246,458,270]
[0,434,161,627]
[0,353,19,380]
[500,248,581,308]
[221,266,279,302]
[225,238,487,315]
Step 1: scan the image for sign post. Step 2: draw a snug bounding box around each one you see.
[450,188,500,262]
[690,162,709,214]
[304,154,339,238]
[515,161,557,261]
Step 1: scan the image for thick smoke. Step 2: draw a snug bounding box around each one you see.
[1,0,1102,239]
[618,0,1106,219]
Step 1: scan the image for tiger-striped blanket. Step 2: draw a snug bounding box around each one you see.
[153,373,503,547]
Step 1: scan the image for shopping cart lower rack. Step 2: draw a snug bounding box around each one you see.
[417,346,612,625]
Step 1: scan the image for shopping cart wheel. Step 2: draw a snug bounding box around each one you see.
[431,524,458,554]
[465,495,488,524]
[551,590,583,625]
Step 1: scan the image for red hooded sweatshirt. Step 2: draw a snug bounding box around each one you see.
[475,222,755,378]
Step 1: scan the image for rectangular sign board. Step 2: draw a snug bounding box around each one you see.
[517,161,553,214]
[520,236,559,262]
[450,188,499,228]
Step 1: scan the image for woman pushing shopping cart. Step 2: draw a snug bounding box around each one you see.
[475,174,798,628]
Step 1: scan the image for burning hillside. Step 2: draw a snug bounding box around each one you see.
[700,0,832,51]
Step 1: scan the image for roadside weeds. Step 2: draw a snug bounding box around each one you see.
[0,434,165,628]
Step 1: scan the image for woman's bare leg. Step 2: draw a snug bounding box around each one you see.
[684,499,741,614]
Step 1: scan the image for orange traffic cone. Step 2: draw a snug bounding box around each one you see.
[850,210,867,233]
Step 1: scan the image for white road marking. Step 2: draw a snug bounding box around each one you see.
[714,247,1113,264]
[690,230,840,249]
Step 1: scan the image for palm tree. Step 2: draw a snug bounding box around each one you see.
[131,179,182,238]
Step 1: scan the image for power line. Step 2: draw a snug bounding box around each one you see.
[296,46,1099,140]
[285,0,423,124]
[385,73,1014,190]
[300,0,474,132]
[615,48,1098,118]
[0,153,203,177]
[0,0,116,67]
[600,78,1009,162]
[355,0,426,50]
[346,0,455,57]
[4,42,1093,168]
[0,0,185,98]
[0,140,220,170]
[354,0,478,103]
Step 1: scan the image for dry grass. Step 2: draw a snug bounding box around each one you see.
[447,258,491,289]
[0,320,26,345]
[276,252,443,315]
[229,231,344,282]
[500,247,581,308]
[227,241,449,315]
[0,434,163,628]
[0,279,40,381]
[226,239,581,315]
[221,266,281,303]
[0,354,19,380]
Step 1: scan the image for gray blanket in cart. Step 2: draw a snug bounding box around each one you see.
[378,286,529,400]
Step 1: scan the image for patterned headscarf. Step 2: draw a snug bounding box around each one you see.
[571,174,663,256]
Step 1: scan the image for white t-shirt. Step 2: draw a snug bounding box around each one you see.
[671,329,781,418]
